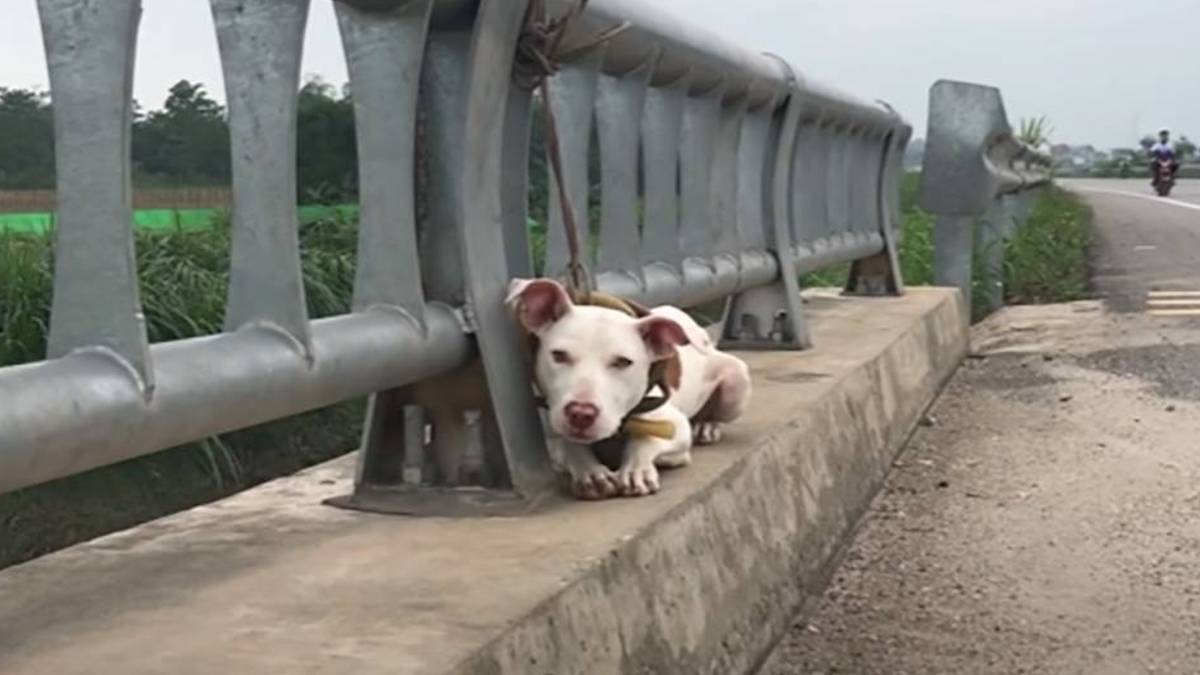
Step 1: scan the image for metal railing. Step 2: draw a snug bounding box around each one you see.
[0,0,910,511]
[917,79,1053,317]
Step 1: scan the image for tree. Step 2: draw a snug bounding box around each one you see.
[2,76,369,203]
[132,80,231,186]
[1176,135,1196,161]
[0,88,55,189]
[1139,135,1156,152]
[295,76,357,203]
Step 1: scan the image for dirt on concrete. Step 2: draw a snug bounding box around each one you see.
[760,302,1200,675]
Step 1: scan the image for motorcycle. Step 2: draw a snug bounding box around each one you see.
[1152,157,1176,197]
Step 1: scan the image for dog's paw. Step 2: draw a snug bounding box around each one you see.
[569,465,621,501]
[617,462,661,497]
[693,421,723,446]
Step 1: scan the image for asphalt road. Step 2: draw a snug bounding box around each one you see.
[1065,177,1200,207]
[758,182,1200,674]
[1065,179,1200,313]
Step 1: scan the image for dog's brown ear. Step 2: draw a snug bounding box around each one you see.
[636,316,689,360]
[661,352,683,391]
[506,278,573,333]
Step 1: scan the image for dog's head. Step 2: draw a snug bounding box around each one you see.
[507,278,688,444]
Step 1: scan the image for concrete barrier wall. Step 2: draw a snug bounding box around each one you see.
[0,288,966,675]
[457,289,967,674]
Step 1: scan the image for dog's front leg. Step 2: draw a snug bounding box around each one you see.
[616,439,666,496]
[617,406,692,497]
[556,440,621,500]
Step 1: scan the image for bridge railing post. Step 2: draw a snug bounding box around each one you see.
[918,79,1052,320]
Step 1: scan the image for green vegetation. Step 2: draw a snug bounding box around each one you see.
[0,204,358,235]
[0,213,364,569]
[1,78,357,201]
[1,211,358,365]
[1017,116,1053,148]
[800,176,1092,320]
[1001,186,1091,306]
[800,172,934,287]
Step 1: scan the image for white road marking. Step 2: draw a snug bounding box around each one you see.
[1145,289,1200,317]
[1134,245,1157,251]
[1146,298,1200,307]
[1071,186,1200,212]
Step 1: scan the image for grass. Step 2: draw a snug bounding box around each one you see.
[1002,186,1092,305]
[799,175,1092,321]
[799,172,934,287]
[1,210,359,364]
[0,211,365,570]
[0,204,359,235]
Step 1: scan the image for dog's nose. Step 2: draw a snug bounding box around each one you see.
[564,402,599,431]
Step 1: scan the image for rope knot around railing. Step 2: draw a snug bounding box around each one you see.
[513,0,631,92]
[512,0,630,302]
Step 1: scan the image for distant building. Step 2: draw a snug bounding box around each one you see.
[1048,143,1111,171]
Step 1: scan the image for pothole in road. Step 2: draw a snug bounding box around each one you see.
[1081,344,1200,401]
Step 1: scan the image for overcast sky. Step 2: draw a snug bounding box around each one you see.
[2,0,1197,149]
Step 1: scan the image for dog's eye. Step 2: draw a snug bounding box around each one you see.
[551,350,573,365]
[610,356,634,370]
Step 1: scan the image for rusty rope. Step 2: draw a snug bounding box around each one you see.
[515,0,629,302]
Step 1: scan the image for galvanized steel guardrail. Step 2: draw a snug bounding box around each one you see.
[917,79,1053,317]
[0,0,911,511]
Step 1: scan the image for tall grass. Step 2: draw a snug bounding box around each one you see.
[0,210,358,365]
[798,175,1092,319]
[0,212,365,569]
[0,232,52,365]
[1003,187,1092,305]
[800,172,933,287]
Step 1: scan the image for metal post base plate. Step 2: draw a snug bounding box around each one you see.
[324,484,562,518]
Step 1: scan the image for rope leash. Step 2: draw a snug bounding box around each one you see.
[514,0,629,302]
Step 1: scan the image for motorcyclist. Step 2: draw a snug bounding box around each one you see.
[1149,127,1179,185]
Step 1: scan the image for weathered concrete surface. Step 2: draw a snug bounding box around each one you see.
[760,302,1200,674]
[0,288,965,675]
[760,186,1200,673]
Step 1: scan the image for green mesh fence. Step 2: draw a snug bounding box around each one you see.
[0,205,360,235]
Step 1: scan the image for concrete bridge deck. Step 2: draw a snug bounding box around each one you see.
[0,289,964,675]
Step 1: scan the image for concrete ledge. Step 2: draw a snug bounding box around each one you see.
[0,288,966,675]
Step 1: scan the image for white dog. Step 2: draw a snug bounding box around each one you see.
[507,278,752,500]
